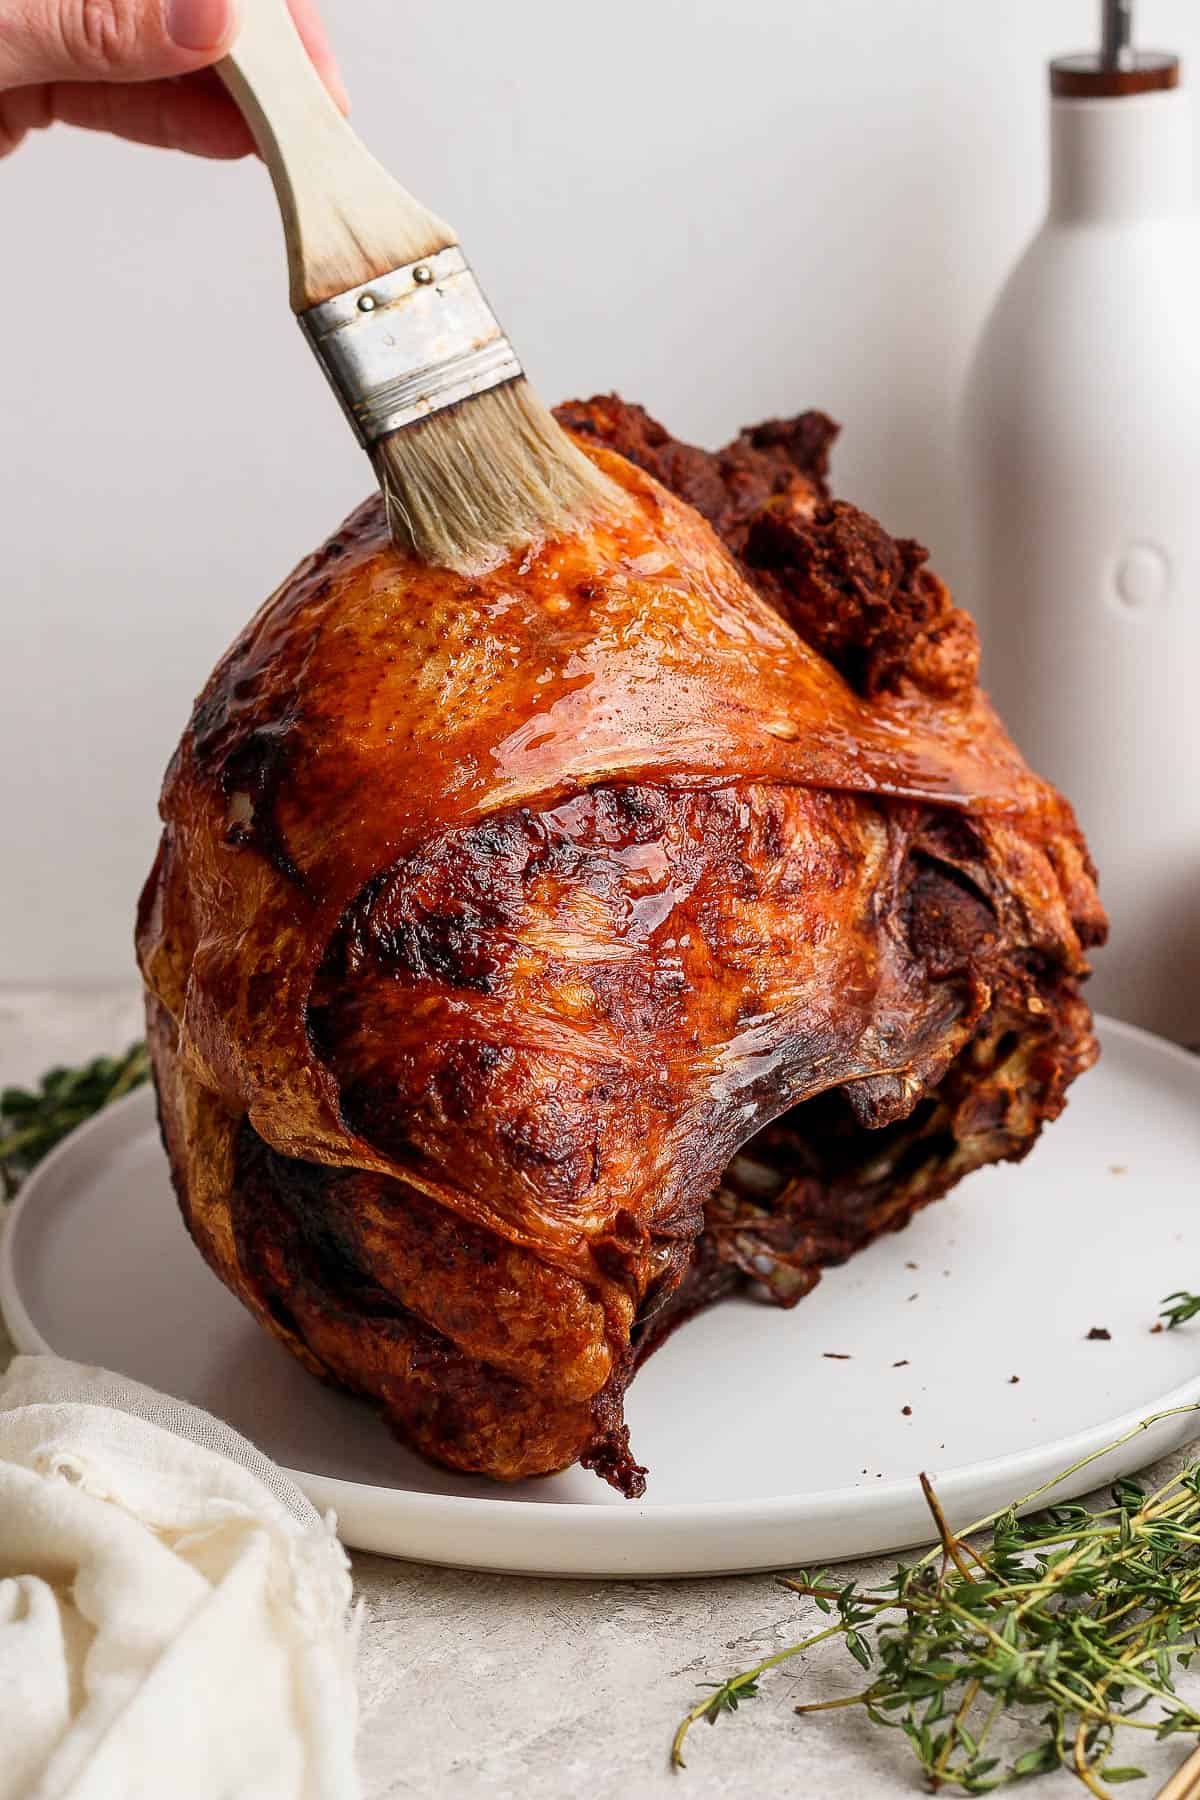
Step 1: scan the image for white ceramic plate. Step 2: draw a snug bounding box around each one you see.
[3,1016,1199,1577]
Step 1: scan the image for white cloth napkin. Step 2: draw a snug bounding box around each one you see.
[0,1355,361,1800]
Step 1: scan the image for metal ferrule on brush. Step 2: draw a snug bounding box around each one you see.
[297,246,524,446]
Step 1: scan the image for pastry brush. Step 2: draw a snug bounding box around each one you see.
[219,0,617,572]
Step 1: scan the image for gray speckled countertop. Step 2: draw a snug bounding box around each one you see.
[2,986,1196,1798]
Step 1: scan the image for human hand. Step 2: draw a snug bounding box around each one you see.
[0,0,346,158]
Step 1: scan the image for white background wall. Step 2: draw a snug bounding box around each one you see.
[3,0,1198,983]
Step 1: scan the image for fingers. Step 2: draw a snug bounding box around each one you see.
[0,68,256,158]
[0,0,237,90]
[0,0,347,107]
[0,0,347,159]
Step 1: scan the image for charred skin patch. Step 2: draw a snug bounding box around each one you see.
[306,781,896,1229]
[218,719,309,892]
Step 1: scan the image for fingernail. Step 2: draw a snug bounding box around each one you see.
[167,0,234,52]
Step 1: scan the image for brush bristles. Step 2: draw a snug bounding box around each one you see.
[371,378,621,574]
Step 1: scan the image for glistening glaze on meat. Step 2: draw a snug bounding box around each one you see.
[137,397,1105,1495]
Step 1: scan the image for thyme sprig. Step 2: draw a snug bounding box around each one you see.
[673,1407,1200,1795]
[0,1043,149,1199]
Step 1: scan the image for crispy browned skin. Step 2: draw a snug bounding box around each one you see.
[137,397,1105,1496]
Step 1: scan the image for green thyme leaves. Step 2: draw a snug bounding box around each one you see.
[0,1043,149,1199]
[672,1409,1200,1795]
[1160,1293,1200,1331]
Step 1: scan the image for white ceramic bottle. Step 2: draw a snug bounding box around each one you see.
[963,3,1200,1043]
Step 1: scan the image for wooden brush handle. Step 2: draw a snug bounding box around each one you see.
[219,0,454,312]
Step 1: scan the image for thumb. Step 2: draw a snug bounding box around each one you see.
[0,0,238,89]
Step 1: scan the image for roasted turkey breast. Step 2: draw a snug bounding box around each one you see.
[137,397,1105,1495]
